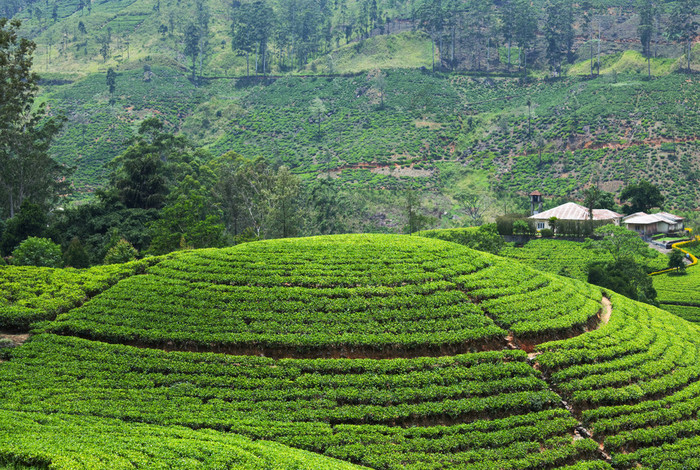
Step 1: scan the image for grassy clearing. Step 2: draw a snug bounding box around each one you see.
[304,31,435,75]
[568,50,677,76]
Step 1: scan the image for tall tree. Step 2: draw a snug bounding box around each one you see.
[637,0,655,78]
[267,166,301,238]
[106,67,117,105]
[543,0,574,76]
[309,97,327,137]
[620,180,664,214]
[513,0,537,72]
[0,19,68,219]
[417,0,445,71]
[184,23,200,82]
[667,0,698,72]
[500,0,517,71]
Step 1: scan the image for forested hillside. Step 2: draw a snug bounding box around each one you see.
[5,0,697,210]
[1,0,699,262]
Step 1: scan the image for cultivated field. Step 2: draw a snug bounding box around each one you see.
[1,234,700,468]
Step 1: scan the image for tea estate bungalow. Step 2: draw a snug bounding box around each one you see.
[528,202,623,231]
[622,212,685,235]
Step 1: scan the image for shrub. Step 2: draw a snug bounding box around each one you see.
[104,239,138,264]
[668,249,686,273]
[540,228,554,238]
[63,237,90,268]
[11,237,63,268]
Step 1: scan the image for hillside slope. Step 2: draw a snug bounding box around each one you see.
[2,234,700,468]
[43,68,700,208]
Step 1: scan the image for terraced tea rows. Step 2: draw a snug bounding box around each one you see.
[500,239,667,282]
[0,334,600,469]
[3,234,700,468]
[653,264,700,323]
[536,293,700,467]
[47,235,603,356]
[0,259,154,331]
[0,410,364,470]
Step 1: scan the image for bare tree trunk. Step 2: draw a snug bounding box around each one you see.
[507,40,511,71]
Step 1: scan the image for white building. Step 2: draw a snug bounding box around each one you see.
[622,212,685,235]
[528,202,623,230]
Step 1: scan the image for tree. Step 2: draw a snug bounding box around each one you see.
[148,180,225,255]
[106,67,117,105]
[543,0,574,76]
[0,19,68,219]
[309,97,326,137]
[620,180,664,214]
[1,201,47,255]
[500,0,517,71]
[266,166,301,238]
[588,257,657,304]
[98,34,110,62]
[637,0,655,78]
[417,0,445,71]
[514,0,537,72]
[455,193,486,226]
[667,0,698,73]
[12,237,62,268]
[184,23,200,82]
[305,178,346,235]
[592,224,655,263]
[583,186,601,220]
[104,238,138,264]
[405,190,431,234]
[668,249,687,273]
[105,118,195,210]
[63,237,90,268]
[208,154,275,239]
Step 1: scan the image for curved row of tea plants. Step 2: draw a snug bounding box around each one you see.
[0,409,365,470]
[653,265,700,323]
[536,293,700,467]
[46,235,603,355]
[0,259,156,331]
[0,333,601,469]
[500,239,667,282]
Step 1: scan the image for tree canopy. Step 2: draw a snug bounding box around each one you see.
[0,19,69,219]
[620,180,664,214]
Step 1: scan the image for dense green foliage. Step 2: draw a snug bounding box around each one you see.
[2,235,700,468]
[10,237,62,268]
[0,410,365,469]
[33,67,700,215]
[653,264,700,323]
[0,19,68,220]
[416,224,505,254]
[47,235,603,353]
[0,259,153,330]
[501,238,667,281]
[538,293,700,467]
[0,333,604,469]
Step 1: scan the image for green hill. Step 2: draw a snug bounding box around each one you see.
[3,234,700,468]
[41,67,700,208]
[6,0,699,211]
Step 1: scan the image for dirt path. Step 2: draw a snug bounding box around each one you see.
[600,296,612,325]
[0,332,30,348]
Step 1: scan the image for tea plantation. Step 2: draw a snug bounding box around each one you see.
[41,67,700,208]
[2,234,700,468]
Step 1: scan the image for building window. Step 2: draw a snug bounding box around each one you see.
[537,222,545,230]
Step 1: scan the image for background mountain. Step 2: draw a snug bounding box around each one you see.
[5,0,700,217]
